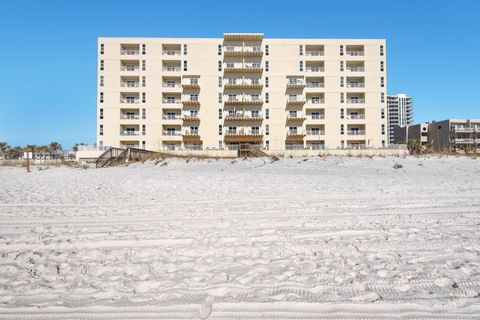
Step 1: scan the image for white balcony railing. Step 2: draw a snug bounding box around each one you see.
[225,128,262,135]
[121,98,140,104]
[287,96,306,103]
[287,129,305,135]
[346,66,365,72]
[121,66,140,71]
[163,99,181,104]
[347,144,367,149]
[163,50,181,56]
[346,51,364,56]
[347,114,366,119]
[305,51,324,56]
[347,130,366,135]
[183,129,199,135]
[346,83,365,88]
[121,81,139,87]
[163,82,181,88]
[306,82,324,88]
[347,99,365,104]
[121,49,139,55]
[306,67,324,72]
[163,114,181,120]
[307,99,325,104]
[226,111,262,119]
[120,130,140,136]
[306,130,325,135]
[162,130,182,136]
[308,114,325,120]
[163,66,181,72]
[120,114,139,119]
[288,79,305,85]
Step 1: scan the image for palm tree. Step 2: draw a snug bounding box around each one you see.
[0,142,9,159]
[24,145,37,159]
[7,146,22,159]
[49,141,63,159]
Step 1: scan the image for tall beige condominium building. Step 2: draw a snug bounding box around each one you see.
[97,33,387,151]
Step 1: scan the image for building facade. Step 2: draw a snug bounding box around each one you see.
[394,119,480,151]
[387,93,413,144]
[97,33,387,151]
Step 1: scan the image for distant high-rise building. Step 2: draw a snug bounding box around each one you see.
[387,93,413,143]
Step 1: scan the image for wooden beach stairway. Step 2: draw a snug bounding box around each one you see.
[238,144,268,157]
[96,147,160,168]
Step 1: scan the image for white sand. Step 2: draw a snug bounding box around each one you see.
[0,156,479,319]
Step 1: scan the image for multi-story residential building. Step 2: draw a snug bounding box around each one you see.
[394,119,480,151]
[97,33,387,151]
[387,93,413,144]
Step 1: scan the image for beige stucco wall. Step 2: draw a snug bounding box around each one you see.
[97,34,387,151]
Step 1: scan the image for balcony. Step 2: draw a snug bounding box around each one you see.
[346,66,365,72]
[121,65,140,72]
[287,112,306,121]
[347,130,366,136]
[162,130,182,136]
[346,114,366,120]
[305,66,324,72]
[287,96,306,105]
[224,63,263,73]
[224,127,263,137]
[224,79,263,89]
[163,81,181,89]
[163,114,181,120]
[162,98,182,105]
[451,126,480,132]
[346,98,365,104]
[224,46,263,57]
[306,98,325,105]
[121,97,140,104]
[306,129,325,136]
[306,50,324,56]
[224,95,263,105]
[120,113,140,120]
[306,82,324,88]
[121,44,139,55]
[223,33,264,41]
[182,95,200,105]
[346,45,365,57]
[347,144,367,149]
[121,80,139,88]
[182,78,200,89]
[182,112,200,121]
[120,129,140,136]
[182,128,200,137]
[287,79,305,89]
[346,82,365,88]
[286,129,306,137]
[163,66,181,72]
[225,111,263,121]
[307,113,325,120]
[163,50,181,56]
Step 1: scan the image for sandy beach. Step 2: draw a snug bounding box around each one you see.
[0,156,479,319]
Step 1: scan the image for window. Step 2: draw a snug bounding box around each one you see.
[382,140,385,148]
[183,44,187,55]
[340,45,344,56]
[218,109,222,119]
[381,76,385,87]
[381,124,385,135]
[142,141,146,149]
[99,76,104,87]
[141,44,146,55]
[142,76,146,87]
[265,140,269,149]
[252,126,260,134]
[218,61,222,71]
[340,76,344,87]
[265,77,269,87]
[381,108,385,119]
[299,45,303,56]
[340,108,344,119]
[218,92,222,103]
[100,60,104,71]
[265,108,269,119]
[99,125,103,136]
[142,92,146,103]
[218,76,222,87]
[265,45,269,56]
[380,61,384,72]
[99,108,103,119]
[380,45,384,56]
[381,92,385,103]
[340,92,344,103]
[142,124,146,135]
[218,44,222,55]
[341,140,344,149]
[265,92,269,103]
[142,60,146,71]
[299,61,304,72]
[142,108,146,119]
[183,61,187,71]
[218,125,222,135]
[99,92,104,103]
[340,124,344,135]
[100,44,104,55]
[265,61,269,71]
[340,61,344,71]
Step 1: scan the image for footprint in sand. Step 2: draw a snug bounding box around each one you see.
[198,296,215,319]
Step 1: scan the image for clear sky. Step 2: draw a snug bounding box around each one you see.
[0,0,479,149]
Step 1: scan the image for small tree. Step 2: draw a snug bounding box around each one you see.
[407,139,422,155]
[49,141,63,159]
[0,142,9,159]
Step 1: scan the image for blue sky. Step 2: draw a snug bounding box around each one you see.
[0,0,479,149]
